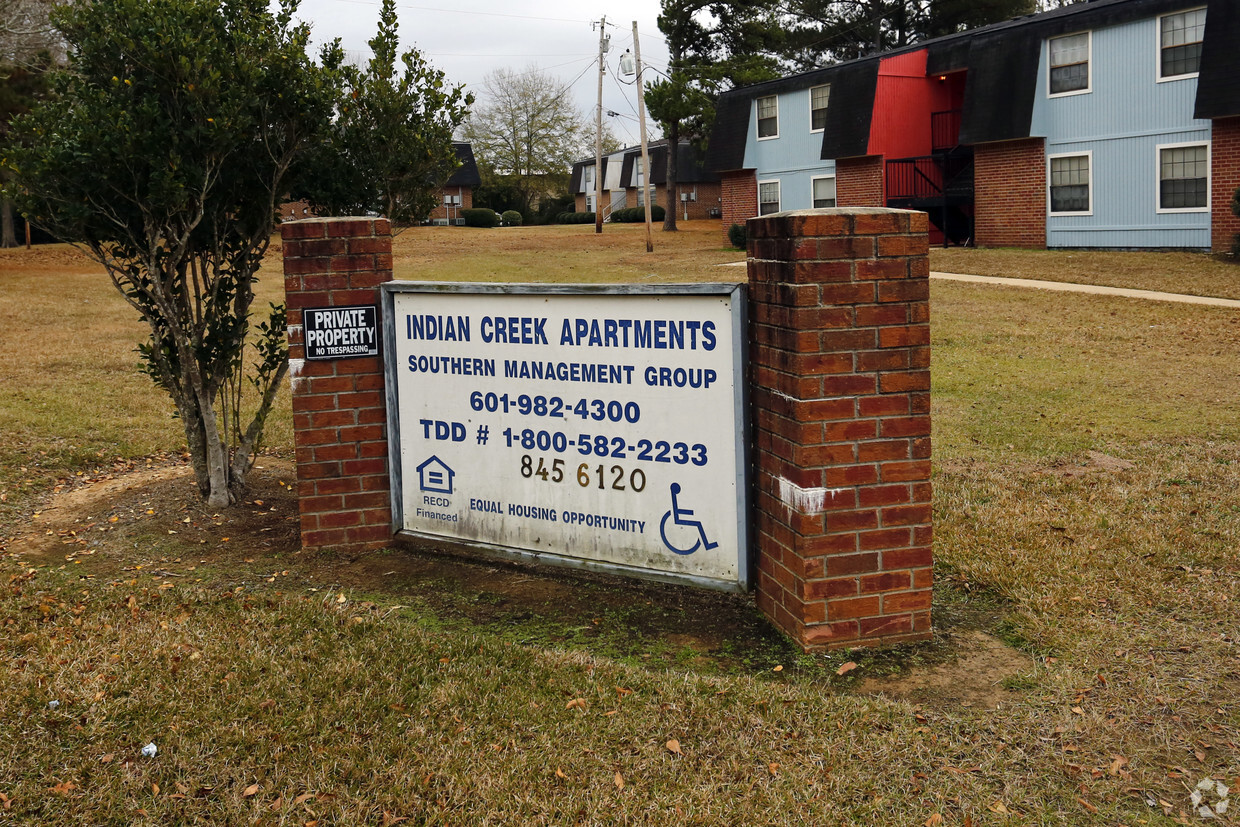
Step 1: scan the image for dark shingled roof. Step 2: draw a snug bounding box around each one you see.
[707,0,1231,166]
[651,142,720,184]
[1195,0,1240,118]
[958,32,1043,145]
[818,60,881,160]
[444,143,481,188]
[574,140,720,185]
[706,94,754,172]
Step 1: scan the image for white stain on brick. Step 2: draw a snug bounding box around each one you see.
[288,357,306,390]
[777,477,846,515]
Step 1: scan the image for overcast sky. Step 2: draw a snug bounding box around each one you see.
[293,0,673,149]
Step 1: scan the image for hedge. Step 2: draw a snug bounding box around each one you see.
[610,205,666,223]
[557,212,596,224]
[501,210,523,227]
[461,208,500,228]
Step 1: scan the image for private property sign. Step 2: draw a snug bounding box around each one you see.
[381,283,749,591]
[303,305,378,360]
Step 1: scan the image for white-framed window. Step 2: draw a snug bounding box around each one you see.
[1048,152,1092,215]
[1158,7,1206,81]
[756,95,778,140]
[636,184,656,207]
[583,164,595,194]
[585,194,595,213]
[1157,142,1209,212]
[758,179,781,215]
[633,156,644,188]
[1049,32,1091,96]
[809,84,830,133]
[811,175,837,208]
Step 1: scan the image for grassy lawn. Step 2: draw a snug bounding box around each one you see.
[930,246,1240,301]
[1,223,1238,824]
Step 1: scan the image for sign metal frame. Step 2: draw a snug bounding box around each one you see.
[380,281,751,592]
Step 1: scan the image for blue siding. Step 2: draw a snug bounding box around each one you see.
[1031,15,1212,248]
[742,88,836,211]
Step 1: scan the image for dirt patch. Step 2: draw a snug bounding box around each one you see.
[8,458,302,571]
[857,631,1035,710]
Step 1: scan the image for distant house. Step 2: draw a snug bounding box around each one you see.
[280,142,482,225]
[707,0,1240,251]
[570,140,723,221]
[427,142,482,225]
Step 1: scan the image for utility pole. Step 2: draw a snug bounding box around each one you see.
[593,17,607,235]
[633,21,653,253]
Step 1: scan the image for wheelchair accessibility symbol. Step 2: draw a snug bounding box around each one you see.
[659,483,718,556]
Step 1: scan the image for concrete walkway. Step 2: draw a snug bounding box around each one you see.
[930,271,1240,309]
[717,260,1240,308]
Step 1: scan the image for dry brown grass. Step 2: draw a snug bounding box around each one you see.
[2,227,1238,824]
[931,247,1240,300]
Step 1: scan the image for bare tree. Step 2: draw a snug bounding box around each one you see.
[0,0,61,65]
[461,66,594,214]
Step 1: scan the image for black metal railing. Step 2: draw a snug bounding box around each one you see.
[886,153,972,201]
[931,109,962,152]
[887,157,944,200]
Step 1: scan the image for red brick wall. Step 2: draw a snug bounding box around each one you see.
[662,183,723,221]
[836,156,885,207]
[721,170,757,242]
[974,138,1046,248]
[282,217,393,552]
[746,207,933,651]
[427,187,473,223]
[1212,116,1240,253]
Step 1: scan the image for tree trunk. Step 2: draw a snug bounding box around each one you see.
[1,195,17,248]
[664,121,679,232]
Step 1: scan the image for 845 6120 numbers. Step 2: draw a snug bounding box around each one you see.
[520,455,646,492]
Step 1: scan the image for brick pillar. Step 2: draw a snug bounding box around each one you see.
[721,170,758,242]
[1211,116,1240,254]
[747,208,932,651]
[282,217,393,552]
[836,156,885,207]
[974,138,1046,248]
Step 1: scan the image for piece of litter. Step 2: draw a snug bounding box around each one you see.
[47,700,60,709]
[141,743,158,758]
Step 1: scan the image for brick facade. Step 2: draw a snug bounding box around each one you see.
[974,138,1047,248]
[836,156,885,208]
[427,186,474,223]
[1211,116,1240,254]
[282,217,393,553]
[721,170,758,242]
[666,182,723,220]
[747,208,933,650]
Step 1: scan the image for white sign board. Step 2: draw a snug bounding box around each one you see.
[382,283,749,591]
